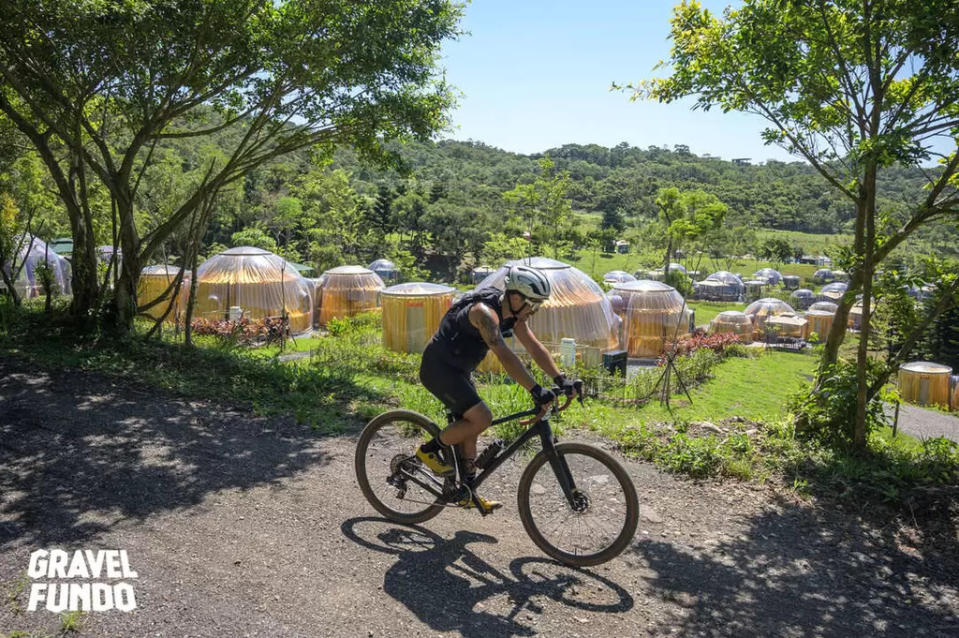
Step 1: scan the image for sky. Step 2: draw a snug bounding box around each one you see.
[437,0,799,163]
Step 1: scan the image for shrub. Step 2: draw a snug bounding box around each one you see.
[788,358,889,449]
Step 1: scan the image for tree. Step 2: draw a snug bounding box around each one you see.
[655,187,728,273]
[631,0,959,449]
[759,237,793,267]
[0,0,463,333]
[502,156,576,259]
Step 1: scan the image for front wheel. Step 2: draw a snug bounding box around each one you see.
[517,442,638,567]
[354,410,446,525]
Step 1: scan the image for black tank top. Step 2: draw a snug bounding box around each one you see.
[427,288,514,372]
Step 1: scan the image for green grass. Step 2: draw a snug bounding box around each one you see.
[632,351,816,424]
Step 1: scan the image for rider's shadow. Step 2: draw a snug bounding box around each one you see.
[342,517,634,638]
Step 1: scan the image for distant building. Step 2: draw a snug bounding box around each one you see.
[614,239,629,254]
[732,158,751,166]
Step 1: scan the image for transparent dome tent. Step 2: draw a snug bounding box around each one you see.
[819,281,848,302]
[471,265,494,284]
[610,280,692,357]
[790,288,816,310]
[699,271,744,301]
[368,258,400,284]
[474,257,620,357]
[188,246,314,335]
[381,282,456,354]
[752,268,783,286]
[2,236,72,299]
[602,270,635,288]
[137,265,186,321]
[744,298,796,337]
[316,265,385,327]
[709,310,753,343]
[813,268,835,284]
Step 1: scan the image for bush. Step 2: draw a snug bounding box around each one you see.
[788,358,889,449]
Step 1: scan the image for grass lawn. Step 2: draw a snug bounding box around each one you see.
[630,351,816,424]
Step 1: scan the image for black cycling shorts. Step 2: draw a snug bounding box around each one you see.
[419,344,483,418]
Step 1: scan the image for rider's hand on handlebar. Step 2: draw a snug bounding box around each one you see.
[553,375,585,404]
[529,384,556,407]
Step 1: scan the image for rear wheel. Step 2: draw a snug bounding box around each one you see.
[517,442,638,567]
[354,410,446,524]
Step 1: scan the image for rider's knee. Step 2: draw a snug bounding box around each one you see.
[464,402,492,433]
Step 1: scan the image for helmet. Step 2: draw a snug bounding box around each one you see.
[505,265,551,303]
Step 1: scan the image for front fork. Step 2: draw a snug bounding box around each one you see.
[539,429,587,512]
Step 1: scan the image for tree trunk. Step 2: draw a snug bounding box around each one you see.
[854,170,877,450]
[68,214,100,320]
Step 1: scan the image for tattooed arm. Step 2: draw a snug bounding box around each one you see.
[513,320,562,380]
[468,303,537,390]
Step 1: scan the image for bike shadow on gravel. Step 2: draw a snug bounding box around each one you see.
[0,363,337,551]
[628,493,959,637]
[341,516,634,638]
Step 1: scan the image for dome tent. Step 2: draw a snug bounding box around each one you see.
[602,270,636,288]
[188,246,314,335]
[744,298,796,337]
[709,310,753,343]
[813,268,835,284]
[610,280,692,357]
[368,258,400,284]
[806,302,838,342]
[475,257,620,355]
[381,282,456,354]
[471,265,494,284]
[790,288,816,310]
[2,236,72,299]
[138,264,186,321]
[752,268,783,286]
[700,270,744,301]
[316,265,385,327]
[819,281,848,302]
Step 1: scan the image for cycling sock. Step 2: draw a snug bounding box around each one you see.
[420,438,443,454]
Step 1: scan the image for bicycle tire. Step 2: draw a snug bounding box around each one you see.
[354,409,446,525]
[517,442,638,567]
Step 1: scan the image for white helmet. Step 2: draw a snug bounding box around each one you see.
[505,265,551,303]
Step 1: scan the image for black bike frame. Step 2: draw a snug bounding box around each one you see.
[454,405,581,509]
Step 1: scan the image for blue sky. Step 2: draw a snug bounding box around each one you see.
[438,0,799,163]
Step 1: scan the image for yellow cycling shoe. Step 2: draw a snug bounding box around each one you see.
[458,495,502,513]
[415,447,454,476]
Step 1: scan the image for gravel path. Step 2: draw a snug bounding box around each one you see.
[886,403,959,443]
[1,357,957,637]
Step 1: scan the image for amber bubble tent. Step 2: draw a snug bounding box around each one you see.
[753,268,783,286]
[611,280,692,357]
[381,282,456,354]
[315,265,385,327]
[3,236,72,299]
[475,257,620,354]
[806,301,838,341]
[709,311,753,343]
[137,265,186,321]
[765,313,808,339]
[899,362,952,408]
[744,298,796,337]
[189,246,314,335]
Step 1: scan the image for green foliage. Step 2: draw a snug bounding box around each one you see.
[789,359,890,449]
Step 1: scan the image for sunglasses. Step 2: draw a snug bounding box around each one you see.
[522,298,542,314]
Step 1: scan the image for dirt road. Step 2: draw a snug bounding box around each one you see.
[1,357,957,637]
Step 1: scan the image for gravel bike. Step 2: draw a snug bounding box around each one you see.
[354,391,639,567]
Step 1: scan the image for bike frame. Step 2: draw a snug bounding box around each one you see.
[398,398,582,510]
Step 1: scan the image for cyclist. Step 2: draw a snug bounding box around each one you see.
[416,264,582,511]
